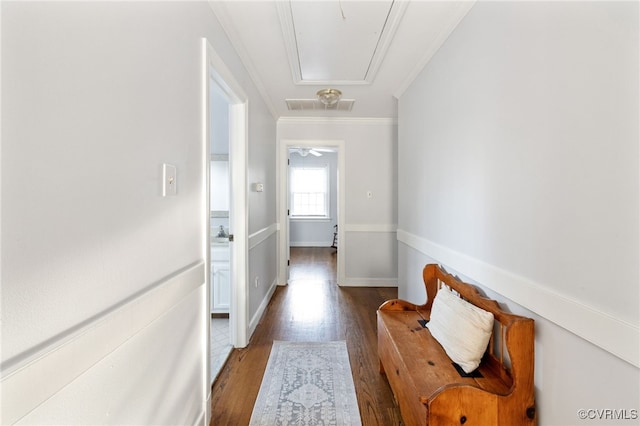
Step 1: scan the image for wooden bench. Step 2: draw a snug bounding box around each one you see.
[378,264,536,425]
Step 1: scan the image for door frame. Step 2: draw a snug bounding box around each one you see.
[278,139,345,285]
[202,39,249,374]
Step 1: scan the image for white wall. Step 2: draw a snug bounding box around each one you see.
[1,1,277,424]
[289,150,338,247]
[247,92,278,327]
[398,2,639,425]
[278,118,398,286]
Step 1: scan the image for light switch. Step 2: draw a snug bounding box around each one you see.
[367,190,373,199]
[163,163,177,196]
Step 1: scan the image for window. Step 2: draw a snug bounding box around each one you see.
[290,165,329,218]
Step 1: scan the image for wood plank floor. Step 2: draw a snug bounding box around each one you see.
[210,247,403,425]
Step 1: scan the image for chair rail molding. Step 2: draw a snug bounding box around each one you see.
[397,229,639,367]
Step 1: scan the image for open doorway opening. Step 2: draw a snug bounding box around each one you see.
[203,39,249,391]
[278,140,345,286]
[288,147,338,284]
[209,81,232,382]
[288,147,337,245]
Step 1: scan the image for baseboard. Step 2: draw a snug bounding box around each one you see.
[397,229,639,367]
[249,279,278,336]
[196,397,209,426]
[290,241,333,247]
[340,277,398,287]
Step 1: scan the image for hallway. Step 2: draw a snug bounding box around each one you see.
[210,247,403,425]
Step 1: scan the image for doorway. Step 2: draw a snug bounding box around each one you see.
[203,39,249,390]
[278,140,345,286]
[288,146,337,249]
[209,81,232,382]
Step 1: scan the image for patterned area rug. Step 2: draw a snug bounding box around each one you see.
[249,341,362,425]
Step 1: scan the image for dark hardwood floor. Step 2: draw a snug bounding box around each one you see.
[210,247,403,425]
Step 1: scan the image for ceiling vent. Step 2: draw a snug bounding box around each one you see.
[285,99,355,112]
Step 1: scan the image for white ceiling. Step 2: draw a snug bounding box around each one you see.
[209,1,475,119]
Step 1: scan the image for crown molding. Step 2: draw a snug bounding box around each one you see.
[366,0,410,84]
[275,0,301,85]
[208,0,280,120]
[393,0,476,99]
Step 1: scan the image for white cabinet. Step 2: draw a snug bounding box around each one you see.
[211,262,230,313]
[211,244,230,314]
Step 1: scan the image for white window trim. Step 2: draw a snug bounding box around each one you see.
[290,217,333,223]
[289,164,330,219]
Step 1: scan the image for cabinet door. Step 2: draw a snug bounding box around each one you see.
[212,261,230,313]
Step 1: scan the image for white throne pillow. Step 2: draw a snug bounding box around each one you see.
[427,286,494,373]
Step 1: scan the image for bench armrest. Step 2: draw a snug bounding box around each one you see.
[378,298,421,311]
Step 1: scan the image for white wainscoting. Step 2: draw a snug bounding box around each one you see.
[248,224,278,337]
[397,229,639,367]
[1,261,206,424]
[341,224,398,287]
[249,223,279,250]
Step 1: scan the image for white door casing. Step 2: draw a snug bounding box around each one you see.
[278,139,345,286]
[202,39,249,398]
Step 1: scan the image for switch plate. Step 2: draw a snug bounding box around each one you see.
[163,163,177,196]
[367,190,373,199]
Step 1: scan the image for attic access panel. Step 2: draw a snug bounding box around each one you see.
[279,0,406,84]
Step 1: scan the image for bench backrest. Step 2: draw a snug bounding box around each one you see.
[422,264,535,397]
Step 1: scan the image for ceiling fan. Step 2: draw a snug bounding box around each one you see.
[294,147,335,157]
